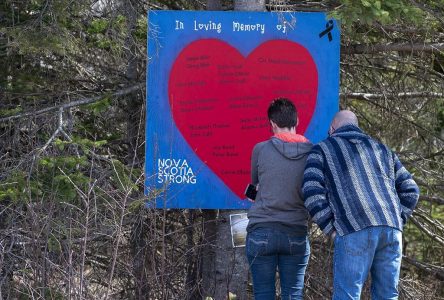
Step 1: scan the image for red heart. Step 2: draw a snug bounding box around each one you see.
[169,39,318,199]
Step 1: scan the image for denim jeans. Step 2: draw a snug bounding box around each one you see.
[246,227,310,300]
[333,226,402,300]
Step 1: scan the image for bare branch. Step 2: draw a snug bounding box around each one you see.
[403,256,444,281]
[341,91,443,100]
[0,83,145,123]
[37,108,71,154]
[342,43,444,55]
[347,96,444,142]
[410,216,444,247]
[414,208,444,231]
[419,195,444,205]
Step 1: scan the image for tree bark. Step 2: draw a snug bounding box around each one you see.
[131,212,150,300]
[200,210,218,297]
[207,0,222,11]
[234,0,266,11]
[201,210,250,300]
[184,210,200,300]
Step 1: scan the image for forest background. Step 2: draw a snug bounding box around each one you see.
[0,0,443,299]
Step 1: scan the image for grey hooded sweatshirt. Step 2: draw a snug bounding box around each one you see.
[247,136,313,234]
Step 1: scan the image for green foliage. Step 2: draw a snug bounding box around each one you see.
[47,234,62,253]
[76,97,124,143]
[38,155,90,203]
[84,96,112,115]
[0,106,23,117]
[111,159,139,192]
[87,19,110,34]
[86,15,126,51]
[127,198,146,212]
[134,16,148,41]
[0,130,140,207]
[331,0,425,28]
[0,171,34,203]
[0,135,108,204]
[53,137,108,153]
[39,155,89,170]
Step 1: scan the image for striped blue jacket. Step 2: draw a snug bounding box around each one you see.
[302,125,419,236]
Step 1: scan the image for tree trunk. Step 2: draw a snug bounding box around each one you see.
[201,210,250,300]
[122,1,146,299]
[234,0,266,11]
[200,210,217,297]
[184,210,200,300]
[131,212,150,299]
[207,0,222,10]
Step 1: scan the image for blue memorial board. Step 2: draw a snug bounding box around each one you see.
[146,11,340,209]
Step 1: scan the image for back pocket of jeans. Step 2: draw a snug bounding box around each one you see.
[387,228,402,254]
[247,232,269,257]
[289,236,309,256]
[343,230,370,256]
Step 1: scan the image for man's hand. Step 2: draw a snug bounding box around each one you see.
[331,230,337,240]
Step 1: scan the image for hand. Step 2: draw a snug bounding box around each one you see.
[330,230,337,240]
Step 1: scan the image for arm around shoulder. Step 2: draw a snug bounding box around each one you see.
[302,145,335,236]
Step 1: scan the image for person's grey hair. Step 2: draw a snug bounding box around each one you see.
[332,110,359,129]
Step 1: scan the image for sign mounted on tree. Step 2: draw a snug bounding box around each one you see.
[146,10,340,209]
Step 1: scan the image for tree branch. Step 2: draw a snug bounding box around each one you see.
[410,215,444,247]
[402,256,444,281]
[419,195,444,205]
[403,149,444,163]
[37,108,71,154]
[414,177,444,192]
[347,95,444,142]
[342,43,444,55]
[0,83,145,123]
[414,208,444,231]
[341,91,443,100]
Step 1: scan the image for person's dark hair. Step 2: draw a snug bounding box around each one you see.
[267,98,297,129]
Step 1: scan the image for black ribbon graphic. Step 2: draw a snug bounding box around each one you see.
[319,20,334,42]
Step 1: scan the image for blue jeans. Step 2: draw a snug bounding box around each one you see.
[333,226,402,300]
[246,228,310,300]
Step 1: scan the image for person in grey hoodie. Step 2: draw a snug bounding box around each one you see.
[246,98,313,300]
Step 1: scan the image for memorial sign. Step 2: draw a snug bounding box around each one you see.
[146,11,340,208]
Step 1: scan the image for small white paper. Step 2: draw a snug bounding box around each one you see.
[229,213,249,248]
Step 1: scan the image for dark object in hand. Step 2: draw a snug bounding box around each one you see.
[245,184,257,200]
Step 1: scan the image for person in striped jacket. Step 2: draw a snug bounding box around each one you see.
[302,110,419,300]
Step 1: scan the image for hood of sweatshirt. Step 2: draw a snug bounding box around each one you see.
[331,125,370,144]
[270,136,313,159]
